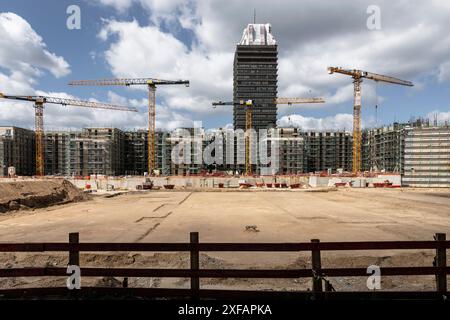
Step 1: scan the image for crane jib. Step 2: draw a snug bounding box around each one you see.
[0,94,137,112]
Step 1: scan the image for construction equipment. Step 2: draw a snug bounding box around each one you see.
[136,178,154,190]
[327,67,413,173]
[0,92,137,176]
[212,97,325,175]
[69,78,190,175]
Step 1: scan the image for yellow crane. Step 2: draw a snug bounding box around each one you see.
[0,92,137,176]
[212,97,325,175]
[327,67,413,173]
[69,78,189,175]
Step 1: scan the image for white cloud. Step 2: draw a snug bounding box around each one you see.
[93,0,190,26]
[427,110,450,124]
[278,113,353,131]
[0,89,143,131]
[438,61,450,83]
[93,0,134,13]
[18,90,144,130]
[88,1,450,130]
[0,12,70,80]
[106,90,194,130]
[99,19,187,76]
[0,13,72,129]
[98,18,232,119]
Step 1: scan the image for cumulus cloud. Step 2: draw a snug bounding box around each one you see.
[93,0,450,130]
[38,90,174,131]
[98,18,232,119]
[0,12,70,80]
[277,113,354,131]
[106,90,194,130]
[93,0,190,26]
[426,110,450,124]
[93,0,134,13]
[0,13,72,129]
[438,61,450,83]
[0,90,142,130]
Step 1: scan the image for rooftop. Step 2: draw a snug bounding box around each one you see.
[239,23,276,46]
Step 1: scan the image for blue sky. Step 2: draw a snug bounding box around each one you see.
[0,0,450,131]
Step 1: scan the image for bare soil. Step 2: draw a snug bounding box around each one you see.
[0,180,88,213]
[0,187,449,292]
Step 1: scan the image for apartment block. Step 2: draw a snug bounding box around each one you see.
[44,128,125,176]
[169,127,206,175]
[45,131,79,175]
[0,126,35,176]
[402,125,450,187]
[278,128,304,175]
[124,130,147,175]
[362,123,406,173]
[303,131,353,173]
[83,128,125,175]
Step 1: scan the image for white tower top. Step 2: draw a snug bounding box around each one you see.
[239,23,276,45]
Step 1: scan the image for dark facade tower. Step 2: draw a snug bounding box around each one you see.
[233,24,278,131]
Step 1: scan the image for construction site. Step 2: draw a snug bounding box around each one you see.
[1,24,449,188]
[0,21,449,300]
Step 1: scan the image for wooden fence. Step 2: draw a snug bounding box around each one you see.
[0,232,448,299]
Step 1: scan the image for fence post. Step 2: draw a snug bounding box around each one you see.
[190,232,200,298]
[434,233,447,293]
[311,239,323,294]
[69,232,79,266]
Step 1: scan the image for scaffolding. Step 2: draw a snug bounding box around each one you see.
[303,131,352,173]
[362,123,406,173]
[402,124,450,187]
[0,126,35,176]
[125,130,148,175]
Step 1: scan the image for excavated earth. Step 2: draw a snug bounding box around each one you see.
[0,180,88,213]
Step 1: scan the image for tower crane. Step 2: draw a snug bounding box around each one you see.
[212,97,325,175]
[213,99,254,175]
[327,67,413,173]
[0,92,137,176]
[69,78,190,175]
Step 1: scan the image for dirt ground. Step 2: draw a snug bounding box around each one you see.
[0,187,449,292]
[0,180,87,213]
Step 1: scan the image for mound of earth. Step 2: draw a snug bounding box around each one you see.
[0,180,88,213]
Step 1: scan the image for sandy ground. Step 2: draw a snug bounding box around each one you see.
[0,180,87,213]
[0,188,449,291]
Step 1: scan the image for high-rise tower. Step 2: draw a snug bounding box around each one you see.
[233,23,278,131]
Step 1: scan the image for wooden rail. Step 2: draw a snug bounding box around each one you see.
[0,232,447,299]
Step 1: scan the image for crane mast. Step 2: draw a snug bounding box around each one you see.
[69,78,190,175]
[35,101,44,175]
[327,67,413,173]
[0,92,137,176]
[148,85,156,173]
[212,100,254,175]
